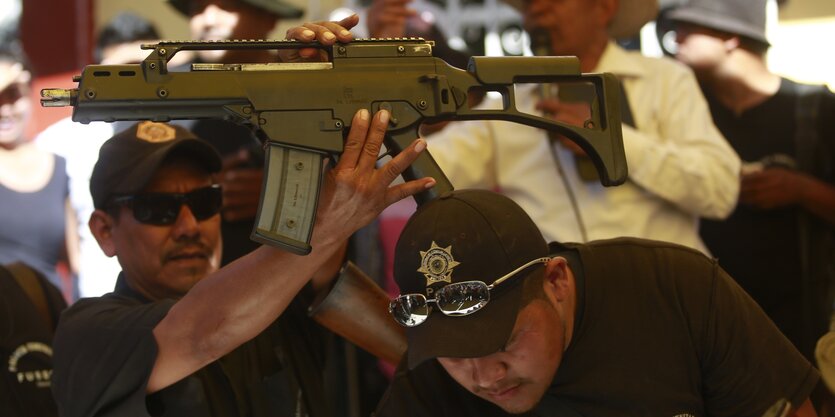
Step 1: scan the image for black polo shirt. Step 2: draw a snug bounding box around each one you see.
[52,273,329,417]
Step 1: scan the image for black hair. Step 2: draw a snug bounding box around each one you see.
[95,12,160,63]
[0,38,34,78]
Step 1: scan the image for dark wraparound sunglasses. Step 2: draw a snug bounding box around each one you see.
[109,185,222,225]
[389,256,553,327]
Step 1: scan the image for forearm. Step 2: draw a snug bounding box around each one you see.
[623,124,741,219]
[150,230,347,392]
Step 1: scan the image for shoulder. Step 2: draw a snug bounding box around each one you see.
[610,46,696,82]
[580,237,713,264]
[55,294,173,345]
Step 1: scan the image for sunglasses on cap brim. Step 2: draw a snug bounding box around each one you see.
[389,256,554,327]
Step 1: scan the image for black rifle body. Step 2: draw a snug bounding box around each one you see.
[42,39,627,254]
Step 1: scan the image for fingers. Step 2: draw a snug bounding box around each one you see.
[284,15,357,60]
[339,109,372,171]
[356,110,389,172]
[336,14,361,32]
[379,139,436,204]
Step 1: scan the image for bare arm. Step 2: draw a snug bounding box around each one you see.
[147,109,434,393]
[741,167,835,226]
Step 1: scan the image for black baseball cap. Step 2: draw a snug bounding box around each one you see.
[90,121,222,209]
[167,0,304,19]
[668,0,770,47]
[394,190,549,369]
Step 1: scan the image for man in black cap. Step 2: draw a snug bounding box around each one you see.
[669,0,835,366]
[375,189,819,416]
[50,117,435,417]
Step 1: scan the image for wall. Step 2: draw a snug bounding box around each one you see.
[769,0,835,88]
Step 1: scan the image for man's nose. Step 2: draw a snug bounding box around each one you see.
[469,356,507,388]
[171,203,200,238]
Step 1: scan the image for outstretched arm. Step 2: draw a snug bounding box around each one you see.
[148,108,434,393]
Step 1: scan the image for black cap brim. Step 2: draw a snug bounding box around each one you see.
[406,270,531,369]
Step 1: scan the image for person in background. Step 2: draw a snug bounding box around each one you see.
[165,0,305,265]
[0,41,78,301]
[366,0,740,255]
[670,0,835,365]
[1,262,68,417]
[36,12,176,298]
[375,189,818,417]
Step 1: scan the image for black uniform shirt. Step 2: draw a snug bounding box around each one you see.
[52,273,324,417]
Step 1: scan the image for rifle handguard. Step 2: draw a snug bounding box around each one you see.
[308,261,406,366]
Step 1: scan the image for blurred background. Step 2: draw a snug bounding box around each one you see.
[2,0,833,142]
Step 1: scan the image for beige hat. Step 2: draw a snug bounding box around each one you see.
[506,0,659,39]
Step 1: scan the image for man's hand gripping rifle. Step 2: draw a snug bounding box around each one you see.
[41,39,627,255]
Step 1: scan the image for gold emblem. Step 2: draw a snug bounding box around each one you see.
[135,121,177,143]
[417,241,460,287]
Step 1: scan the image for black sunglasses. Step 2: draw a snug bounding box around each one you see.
[109,185,222,225]
[389,257,553,327]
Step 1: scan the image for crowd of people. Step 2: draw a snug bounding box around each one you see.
[1,0,834,416]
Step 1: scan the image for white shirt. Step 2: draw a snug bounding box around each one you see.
[426,42,741,253]
[36,118,122,297]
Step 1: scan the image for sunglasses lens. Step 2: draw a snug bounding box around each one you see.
[436,281,490,316]
[390,295,429,327]
[132,195,180,225]
[187,186,222,220]
[127,186,221,225]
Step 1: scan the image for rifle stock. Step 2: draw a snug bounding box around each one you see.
[41,38,626,255]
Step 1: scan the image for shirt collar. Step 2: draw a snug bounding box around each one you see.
[593,41,645,79]
[114,272,152,303]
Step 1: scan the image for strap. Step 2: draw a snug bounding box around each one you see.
[5,263,54,330]
[794,83,825,173]
[793,83,828,358]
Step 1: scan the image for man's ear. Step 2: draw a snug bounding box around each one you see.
[89,209,117,258]
[542,256,572,303]
[598,0,619,30]
[724,35,741,52]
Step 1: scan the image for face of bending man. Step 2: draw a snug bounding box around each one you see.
[436,258,575,413]
[90,157,222,300]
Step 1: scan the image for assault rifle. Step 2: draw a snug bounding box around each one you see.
[41,38,627,255]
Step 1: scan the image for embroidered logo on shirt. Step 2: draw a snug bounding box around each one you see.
[418,241,460,287]
[7,341,53,388]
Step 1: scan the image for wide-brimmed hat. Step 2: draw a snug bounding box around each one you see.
[668,0,769,46]
[167,0,304,19]
[393,190,549,369]
[505,0,659,39]
[90,121,222,209]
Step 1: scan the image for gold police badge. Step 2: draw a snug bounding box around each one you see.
[417,241,460,287]
[136,121,176,143]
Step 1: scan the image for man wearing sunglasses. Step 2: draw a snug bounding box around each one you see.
[49,117,435,417]
[376,189,819,417]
